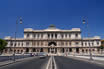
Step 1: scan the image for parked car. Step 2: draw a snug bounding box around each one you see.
[38,52,48,59]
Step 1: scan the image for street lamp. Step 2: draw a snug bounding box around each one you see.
[82,17,93,60]
[13,16,22,62]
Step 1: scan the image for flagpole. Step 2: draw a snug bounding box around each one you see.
[82,17,93,60]
[13,16,22,62]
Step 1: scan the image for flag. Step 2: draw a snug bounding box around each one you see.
[82,19,86,24]
[20,17,22,24]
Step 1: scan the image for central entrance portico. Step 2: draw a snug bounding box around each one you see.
[48,42,57,54]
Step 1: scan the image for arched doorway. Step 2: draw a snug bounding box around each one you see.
[33,48,36,52]
[26,48,29,53]
[76,48,79,53]
[48,42,57,54]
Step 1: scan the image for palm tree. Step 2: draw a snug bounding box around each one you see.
[0,39,7,54]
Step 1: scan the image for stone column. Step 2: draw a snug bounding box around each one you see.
[50,48,51,53]
[41,34,42,39]
[13,42,15,47]
[39,34,40,39]
[79,48,82,55]
[47,34,48,39]
[63,34,65,39]
[57,41,59,46]
[43,33,45,39]
[7,42,10,47]
[54,48,55,54]
[53,34,55,39]
[73,48,76,55]
[30,34,33,39]
[67,48,69,53]
[36,34,38,39]
[40,33,42,39]
[29,48,32,53]
[71,33,75,39]
[57,48,60,55]
[67,34,69,39]
[50,33,52,39]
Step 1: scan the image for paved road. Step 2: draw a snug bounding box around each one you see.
[55,56,104,69]
[0,55,32,62]
[0,57,50,69]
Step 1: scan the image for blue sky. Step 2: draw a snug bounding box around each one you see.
[0,0,104,39]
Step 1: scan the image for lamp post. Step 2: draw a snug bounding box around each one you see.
[13,16,22,62]
[82,17,93,60]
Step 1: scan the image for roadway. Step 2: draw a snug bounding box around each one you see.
[55,56,104,69]
[0,56,50,69]
[0,56,104,69]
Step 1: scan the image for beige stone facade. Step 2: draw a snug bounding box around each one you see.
[4,25,101,55]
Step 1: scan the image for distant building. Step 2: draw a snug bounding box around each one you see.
[4,25,101,55]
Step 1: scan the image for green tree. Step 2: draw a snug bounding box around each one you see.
[0,39,7,54]
[99,45,104,55]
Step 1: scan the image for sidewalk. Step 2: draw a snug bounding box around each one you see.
[0,56,37,67]
[66,55,104,66]
[74,55,104,61]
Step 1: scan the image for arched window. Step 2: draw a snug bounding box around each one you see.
[18,42,20,46]
[82,49,84,53]
[97,42,99,45]
[82,42,83,46]
[85,42,87,46]
[61,34,63,38]
[10,42,13,46]
[48,42,57,46]
[86,49,88,53]
[22,42,23,46]
[48,34,50,38]
[40,48,43,52]
[75,42,79,45]
[93,49,95,51]
[26,48,29,52]
[69,48,72,52]
[69,42,71,46]
[21,50,23,53]
[33,48,36,52]
[52,34,53,38]
[17,50,20,54]
[69,34,71,38]
[61,42,64,46]
[55,34,57,38]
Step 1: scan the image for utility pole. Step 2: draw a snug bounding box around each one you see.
[13,17,22,62]
[82,17,93,60]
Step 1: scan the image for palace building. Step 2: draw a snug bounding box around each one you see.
[4,25,101,55]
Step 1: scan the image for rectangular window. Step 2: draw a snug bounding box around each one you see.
[82,42,83,46]
[34,34,36,38]
[18,42,20,46]
[97,42,99,45]
[75,34,78,38]
[69,34,71,38]
[75,42,79,45]
[22,42,23,46]
[69,42,71,45]
[27,33,30,38]
[26,42,29,46]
